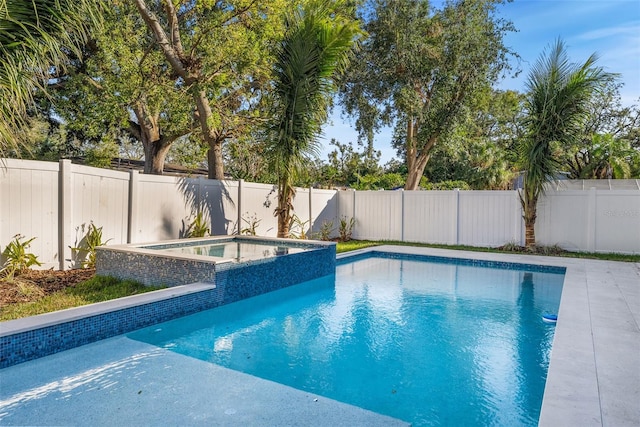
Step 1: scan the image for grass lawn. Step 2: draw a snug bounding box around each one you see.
[0,276,164,321]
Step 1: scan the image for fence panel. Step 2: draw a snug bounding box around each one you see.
[458,191,522,247]
[353,191,403,240]
[403,191,456,244]
[0,159,59,269]
[594,191,640,253]
[241,181,278,237]
[69,164,129,249]
[310,188,339,237]
[536,192,590,251]
[133,174,192,243]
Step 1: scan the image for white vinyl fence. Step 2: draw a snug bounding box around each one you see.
[337,187,639,254]
[0,159,337,269]
[1,158,638,270]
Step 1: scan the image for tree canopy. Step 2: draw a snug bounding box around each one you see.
[339,0,515,189]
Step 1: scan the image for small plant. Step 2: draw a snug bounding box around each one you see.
[71,223,112,268]
[289,215,310,239]
[338,216,355,242]
[241,212,261,236]
[184,211,210,238]
[1,234,42,279]
[314,220,334,241]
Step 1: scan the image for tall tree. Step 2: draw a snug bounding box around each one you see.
[340,0,514,190]
[133,0,284,179]
[265,0,361,237]
[519,39,611,247]
[48,1,193,174]
[0,0,101,158]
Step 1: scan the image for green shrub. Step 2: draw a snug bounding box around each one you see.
[1,235,42,279]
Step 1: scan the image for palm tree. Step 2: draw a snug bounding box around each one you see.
[266,0,361,238]
[0,0,101,158]
[519,39,611,247]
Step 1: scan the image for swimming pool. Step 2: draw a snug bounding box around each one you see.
[0,250,565,426]
[128,252,564,426]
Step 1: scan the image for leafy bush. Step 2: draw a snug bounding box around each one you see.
[71,223,112,268]
[315,220,334,241]
[184,211,210,238]
[289,215,309,239]
[1,235,42,279]
[420,180,471,190]
[338,216,355,242]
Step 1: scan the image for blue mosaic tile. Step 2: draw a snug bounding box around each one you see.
[2,240,336,369]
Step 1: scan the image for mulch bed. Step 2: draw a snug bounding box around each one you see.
[0,268,95,307]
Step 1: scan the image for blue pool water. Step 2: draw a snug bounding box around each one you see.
[129,255,564,426]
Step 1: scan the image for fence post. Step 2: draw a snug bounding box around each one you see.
[237,179,243,235]
[308,186,313,236]
[127,170,139,244]
[58,159,73,270]
[401,190,405,242]
[453,188,460,245]
[587,187,597,252]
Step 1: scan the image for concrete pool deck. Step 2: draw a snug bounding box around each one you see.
[1,246,638,425]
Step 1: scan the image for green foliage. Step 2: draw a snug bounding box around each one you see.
[134,0,289,178]
[519,39,612,246]
[340,0,516,189]
[289,215,310,239]
[421,180,471,190]
[338,216,355,242]
[71,223,112,268]
[0,276,164,321]
[423,89,522,189]
[184,212,211,238]
[352,172,405,190]
[323,138,382,187]
[0,0,102,158]
[1,235,42,279]
[240,213,261,236]
[314,220,334,241]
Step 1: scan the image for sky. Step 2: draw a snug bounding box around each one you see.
[320,0,640,164]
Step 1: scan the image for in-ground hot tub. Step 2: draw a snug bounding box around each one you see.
[96,236,336,305]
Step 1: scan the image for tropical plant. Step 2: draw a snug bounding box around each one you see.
[184,212,210,238]
[71,223,112,268]
[519,39,611,247]
[1,235,42,279]
[315,220,334,241]
[338,216,355,242]
[288,215,310,239]
[240,213,261,236]
[265,0,362,237]
[0,0,101,158]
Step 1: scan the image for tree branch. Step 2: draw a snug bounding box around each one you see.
[133,0,190,80]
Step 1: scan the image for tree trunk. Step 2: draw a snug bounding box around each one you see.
[276,179,294,238]
[143,139,172,174]
[404,120,438,191]
[521,191,538,248]
[195,90,225,180]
